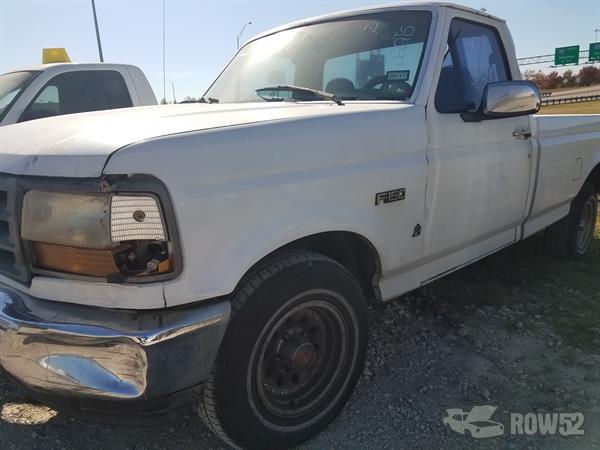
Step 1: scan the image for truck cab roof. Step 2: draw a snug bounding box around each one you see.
[6,62,143,75]
[248,1,505,45]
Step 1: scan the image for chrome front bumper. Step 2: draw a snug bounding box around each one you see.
[0,285,230,402]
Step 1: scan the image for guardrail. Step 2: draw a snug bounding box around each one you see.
[541,94,600,106]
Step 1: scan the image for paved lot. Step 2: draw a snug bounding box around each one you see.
[1,226,599,450]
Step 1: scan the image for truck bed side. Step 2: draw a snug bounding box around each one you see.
[524,114,600,237]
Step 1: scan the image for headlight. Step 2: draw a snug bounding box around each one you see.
[22,191,113,249]
[21,190,173,279]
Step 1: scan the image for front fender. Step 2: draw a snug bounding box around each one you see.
[186,204,384,302]
[103,105,428,307]
[159,156,425,307]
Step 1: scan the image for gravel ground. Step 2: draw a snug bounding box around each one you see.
[1,233,599,450]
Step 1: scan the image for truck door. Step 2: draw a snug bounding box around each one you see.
[423,17,533,274]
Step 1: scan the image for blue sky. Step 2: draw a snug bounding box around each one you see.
[1,0,599,100]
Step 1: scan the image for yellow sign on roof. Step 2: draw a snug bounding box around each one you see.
[42,48,71,64]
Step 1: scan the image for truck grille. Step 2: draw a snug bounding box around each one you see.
[0,175,30,284]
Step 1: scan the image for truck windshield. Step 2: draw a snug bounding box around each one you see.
[205,10,432,103]
[0,71,39,121]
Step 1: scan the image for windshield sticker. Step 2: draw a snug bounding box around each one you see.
[364,21,381,37]
[393,25,416,47]
[387,70,410,81]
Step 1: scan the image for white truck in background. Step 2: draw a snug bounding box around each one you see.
[0,3,598,449]
[0,49,156,126]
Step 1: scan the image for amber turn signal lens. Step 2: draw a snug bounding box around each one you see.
[158,256,173,273]
[33,242,128,277]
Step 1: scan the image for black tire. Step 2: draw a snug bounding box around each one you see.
[198,251,369,449]
[545,183,598,258]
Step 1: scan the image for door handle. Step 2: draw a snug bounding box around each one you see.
[513,128,532,140]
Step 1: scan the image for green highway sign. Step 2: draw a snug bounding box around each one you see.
[554,45,579,65]
[590,42,600,62]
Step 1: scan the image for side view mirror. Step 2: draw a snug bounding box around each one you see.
[461,81,541,123]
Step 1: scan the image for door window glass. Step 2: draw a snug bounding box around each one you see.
[435,19,510,113]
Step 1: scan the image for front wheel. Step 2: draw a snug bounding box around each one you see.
[198,251,369,449]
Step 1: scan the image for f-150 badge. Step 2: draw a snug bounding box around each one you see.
[375,188,406,205]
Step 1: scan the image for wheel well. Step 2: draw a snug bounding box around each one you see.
[585,163,600,194]
[280,232,382,302]
[241,232,383,303]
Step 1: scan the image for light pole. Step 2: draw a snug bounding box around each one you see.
[237,21,252,49]
[91,0,104,62]
[162,0,166,104]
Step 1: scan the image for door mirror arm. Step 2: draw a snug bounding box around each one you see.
[460,110,484,123]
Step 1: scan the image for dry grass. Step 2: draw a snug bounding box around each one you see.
[430,213,600,353]
[538,100,600,115]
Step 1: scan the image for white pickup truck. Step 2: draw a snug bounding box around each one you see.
[0,3,598,449]
[0,59,156,126]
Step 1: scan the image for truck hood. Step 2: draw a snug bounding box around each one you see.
[0,102,382,177]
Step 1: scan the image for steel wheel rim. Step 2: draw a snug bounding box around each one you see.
[576,198,597,254]
[254,299,349,419]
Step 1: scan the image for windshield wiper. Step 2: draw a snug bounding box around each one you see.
[198,96,219,104]
[256,84,344,106]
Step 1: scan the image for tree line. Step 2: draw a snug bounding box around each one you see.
[523,66,600,91]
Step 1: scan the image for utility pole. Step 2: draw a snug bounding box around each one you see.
[91,0,104,62]
[162,0,166,104]
[237,21,252,49]
[171,81,176,104]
